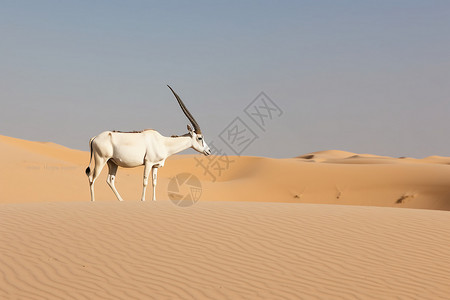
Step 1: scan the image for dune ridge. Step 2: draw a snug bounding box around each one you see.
[1,135,450,210]
[1,201,449,299]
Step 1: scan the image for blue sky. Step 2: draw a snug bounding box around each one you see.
[1,0,449,158]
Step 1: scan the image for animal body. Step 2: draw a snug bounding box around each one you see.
[85,85,211,202]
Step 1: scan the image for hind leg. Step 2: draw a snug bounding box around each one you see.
[107,160,124,202]
[89,155,107,202]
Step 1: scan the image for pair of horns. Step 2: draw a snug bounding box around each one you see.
[167,85,201,134]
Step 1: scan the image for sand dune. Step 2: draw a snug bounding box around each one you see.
[0,201,449,299]
[1,135,450,210]
[1,135,450,299]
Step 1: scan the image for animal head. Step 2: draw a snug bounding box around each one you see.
[168,85,211,156]
[186,124,211,155]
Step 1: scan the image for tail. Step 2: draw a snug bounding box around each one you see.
[85,137,96,176]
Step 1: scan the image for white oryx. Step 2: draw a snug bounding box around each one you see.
[85,85,211,202]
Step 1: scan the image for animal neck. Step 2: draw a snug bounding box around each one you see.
[163,135,193,157]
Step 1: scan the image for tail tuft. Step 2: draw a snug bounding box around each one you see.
[85,167,91,176]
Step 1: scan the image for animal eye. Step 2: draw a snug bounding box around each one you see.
[198,137,203,140]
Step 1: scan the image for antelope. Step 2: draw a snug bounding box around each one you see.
[85,85,211,202]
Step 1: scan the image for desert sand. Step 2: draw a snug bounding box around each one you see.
[1,134,450,210]
[1,134,450,299]
[1,202,450,299]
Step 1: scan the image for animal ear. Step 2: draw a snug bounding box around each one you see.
[187,124,193,133]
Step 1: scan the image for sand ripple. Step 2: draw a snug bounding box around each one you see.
[1,201,449,299]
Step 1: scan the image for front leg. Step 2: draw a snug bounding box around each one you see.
[141,162,152,202]
[152,166,158,201]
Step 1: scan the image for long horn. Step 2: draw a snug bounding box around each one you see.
[167,85,201,134]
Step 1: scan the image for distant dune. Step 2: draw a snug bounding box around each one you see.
[1,134,449,210]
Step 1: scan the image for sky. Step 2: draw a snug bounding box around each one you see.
[1,0,449,158]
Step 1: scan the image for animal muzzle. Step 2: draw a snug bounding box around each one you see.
[203,148,211,156]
